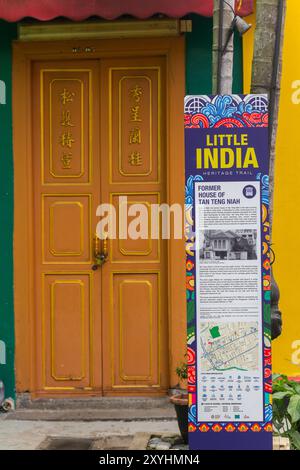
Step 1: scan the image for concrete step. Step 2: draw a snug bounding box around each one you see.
[5,407,176,421]
[16,394,174,410]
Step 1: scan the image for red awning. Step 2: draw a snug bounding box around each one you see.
[0,1,253,22]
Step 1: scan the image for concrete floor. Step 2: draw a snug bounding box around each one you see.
[0,414,179,450]
[0,394,179,450]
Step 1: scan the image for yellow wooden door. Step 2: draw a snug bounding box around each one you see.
[33,60,102,394]
[100,57,168,395]
[32,56,168,396]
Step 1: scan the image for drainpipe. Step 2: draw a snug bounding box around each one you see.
[269,0,285,226]
[251,0,285,340]
[213,0,235,94]
[269,0,285,340]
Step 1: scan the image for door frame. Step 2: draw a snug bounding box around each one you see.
[13,36,186,396]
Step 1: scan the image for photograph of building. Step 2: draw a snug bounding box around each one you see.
[200,229,257,260]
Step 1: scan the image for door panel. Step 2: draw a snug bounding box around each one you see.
[33,60,102,394]
[32,56,168,396]
[42,194,91,263]
[109,66,160,184]
[110,192,160,262]
[100,57,168,394]
[112,273,160,386]
[42,273,92,388]
[40,68,92,185]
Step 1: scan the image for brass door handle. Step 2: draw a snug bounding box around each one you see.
[92,232,108,270]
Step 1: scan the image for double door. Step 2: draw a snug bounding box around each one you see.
[32,56,168,395]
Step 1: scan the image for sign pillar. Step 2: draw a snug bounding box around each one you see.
[185,95,272,450]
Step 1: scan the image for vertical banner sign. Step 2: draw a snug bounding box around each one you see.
[185,95,272,450]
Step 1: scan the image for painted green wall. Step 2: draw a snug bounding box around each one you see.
[185,14,243,94]
[0,21,17,399]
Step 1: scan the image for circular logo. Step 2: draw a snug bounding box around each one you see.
[243,185,256,199]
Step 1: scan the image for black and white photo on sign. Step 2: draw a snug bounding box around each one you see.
[198,229,257,261]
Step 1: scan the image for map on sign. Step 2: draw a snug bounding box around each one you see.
[199,322,259,372]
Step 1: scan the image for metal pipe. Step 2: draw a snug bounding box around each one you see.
[269,0,284,146]
[217,0,224,94]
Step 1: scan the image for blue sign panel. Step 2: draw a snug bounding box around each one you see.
[185,95,272,450]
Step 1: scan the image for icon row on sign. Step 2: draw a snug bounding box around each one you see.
[202,384,261,392]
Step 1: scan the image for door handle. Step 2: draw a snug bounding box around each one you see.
[92,232,108,270]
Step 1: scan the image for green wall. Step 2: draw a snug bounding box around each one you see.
[0,21,17,399]
[185,14,243,94]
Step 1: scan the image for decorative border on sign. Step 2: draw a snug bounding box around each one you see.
[185,95,272,435]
